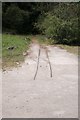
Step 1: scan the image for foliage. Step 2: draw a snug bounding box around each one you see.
[36,3,79,45]
[2,2,79,45]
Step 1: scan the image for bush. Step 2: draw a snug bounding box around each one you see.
[56,19,78,45]
[36,13,62,38]
[37,13,79,45]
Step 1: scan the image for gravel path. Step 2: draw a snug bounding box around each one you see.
[0,70,2,119]
[2,43,78,118]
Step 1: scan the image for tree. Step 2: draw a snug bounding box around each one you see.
[2,2,79,45]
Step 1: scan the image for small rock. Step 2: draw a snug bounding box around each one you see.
[16,62,19,65]
[23,52,28,56]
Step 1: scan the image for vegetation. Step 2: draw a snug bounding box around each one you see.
[2,3,79,68]
[2,34,31,68]
[35,35,53,45]
[36,3,79,45]
[33,35,78,55]
[2,3,79,46]
[56,45,78,55]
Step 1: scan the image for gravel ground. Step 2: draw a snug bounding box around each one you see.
[0,70,2,119]
[2,43,78,118]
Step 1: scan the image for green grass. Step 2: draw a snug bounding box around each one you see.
[35,35,78,55]
[56,44,78,55]
[35,35,53,45]
[2,34,31,68]
[2,34,78,69]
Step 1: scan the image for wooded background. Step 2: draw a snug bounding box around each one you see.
[2,2,79,45]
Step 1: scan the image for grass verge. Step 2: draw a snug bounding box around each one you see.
[35,35,78,55]
[2,34,31,69]
[56,44,78,55]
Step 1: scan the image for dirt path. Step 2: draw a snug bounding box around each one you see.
[2,42,78,118]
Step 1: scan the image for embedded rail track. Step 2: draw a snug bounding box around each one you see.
[34,47,41,80]
[45,47,52,77]
[34,45,52,80]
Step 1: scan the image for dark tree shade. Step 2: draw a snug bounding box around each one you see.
[2,2,79,45]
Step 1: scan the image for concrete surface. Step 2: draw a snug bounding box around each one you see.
[2,43,78,118]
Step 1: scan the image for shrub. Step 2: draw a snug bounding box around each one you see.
[37,13,79,45]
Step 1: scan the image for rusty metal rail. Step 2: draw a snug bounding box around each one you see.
[34,48,41,80]
[45,47,52,77]
[34,46,52,80]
